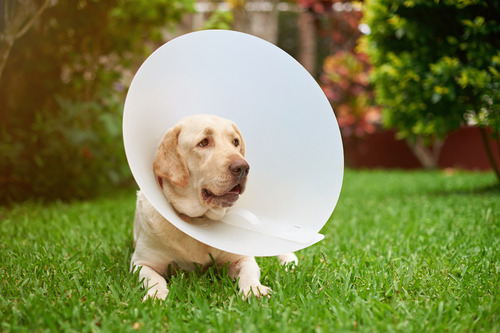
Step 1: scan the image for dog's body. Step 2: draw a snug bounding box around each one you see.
[131,115,297,301]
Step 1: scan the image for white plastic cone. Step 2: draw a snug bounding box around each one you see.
[123,30,343,256]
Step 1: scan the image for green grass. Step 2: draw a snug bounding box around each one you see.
[1,170,499,332]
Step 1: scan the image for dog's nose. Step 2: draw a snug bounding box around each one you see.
[229,159,249,177]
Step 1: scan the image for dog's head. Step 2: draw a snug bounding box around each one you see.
[153,114,248,220]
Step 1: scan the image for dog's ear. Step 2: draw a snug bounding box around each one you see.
[232,124,246,156]
[153,125,189,188]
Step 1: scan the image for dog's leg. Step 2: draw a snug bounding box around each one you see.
[277,252,298,271]
[134,265,169,301]
[228,257,271,299]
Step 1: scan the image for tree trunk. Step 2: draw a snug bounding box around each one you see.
[297,10,316,76]
[232,1,251,34]
[479,126,500,181]
[496,131,500,166]
[407,137,444,170]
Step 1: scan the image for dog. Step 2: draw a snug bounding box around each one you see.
[131,114,298,301]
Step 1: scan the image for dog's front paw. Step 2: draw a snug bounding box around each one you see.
[143,287,169,302]
[240,284,272,300]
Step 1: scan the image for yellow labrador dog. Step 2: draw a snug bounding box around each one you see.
[131,114,297,301]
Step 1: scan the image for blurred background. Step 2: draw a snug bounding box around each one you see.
[1,0,499,203]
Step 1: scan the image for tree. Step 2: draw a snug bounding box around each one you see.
[361,0,500,176]
[0,0,194,202]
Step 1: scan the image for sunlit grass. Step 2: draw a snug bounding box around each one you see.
[1,170,498,332]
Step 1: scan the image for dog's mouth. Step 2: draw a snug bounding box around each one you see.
[202,184,244,208]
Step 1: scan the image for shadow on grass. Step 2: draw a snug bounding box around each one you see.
[434,182,500,197]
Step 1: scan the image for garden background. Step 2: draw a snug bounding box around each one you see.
[1,0,499,202]
[0,0,499,332]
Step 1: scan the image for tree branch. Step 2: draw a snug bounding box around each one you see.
[479,126,500,181]
[15,0,50,39]
[4,0,9,24]
[496,131,500,164]
[0,0,51,80]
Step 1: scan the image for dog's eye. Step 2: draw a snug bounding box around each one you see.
[233,139,239,147]
[198,138,209,147]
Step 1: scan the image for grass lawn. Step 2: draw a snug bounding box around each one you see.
[1,170,499,332]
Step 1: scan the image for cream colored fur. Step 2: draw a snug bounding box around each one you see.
[131,115,297,301]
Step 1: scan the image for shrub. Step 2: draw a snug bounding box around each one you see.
[321,50,381,138]
[0,0,194,202]
[361,0,500,175]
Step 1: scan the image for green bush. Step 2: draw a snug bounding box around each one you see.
[0,0,194,202]
[361,0,500,175]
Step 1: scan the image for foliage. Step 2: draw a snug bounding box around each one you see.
[322,51,381,138]
[1,170,499,331]
[203,9,234,30]
[0,0,195,202]
[297,0,381,138]
[360,0,500,164]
